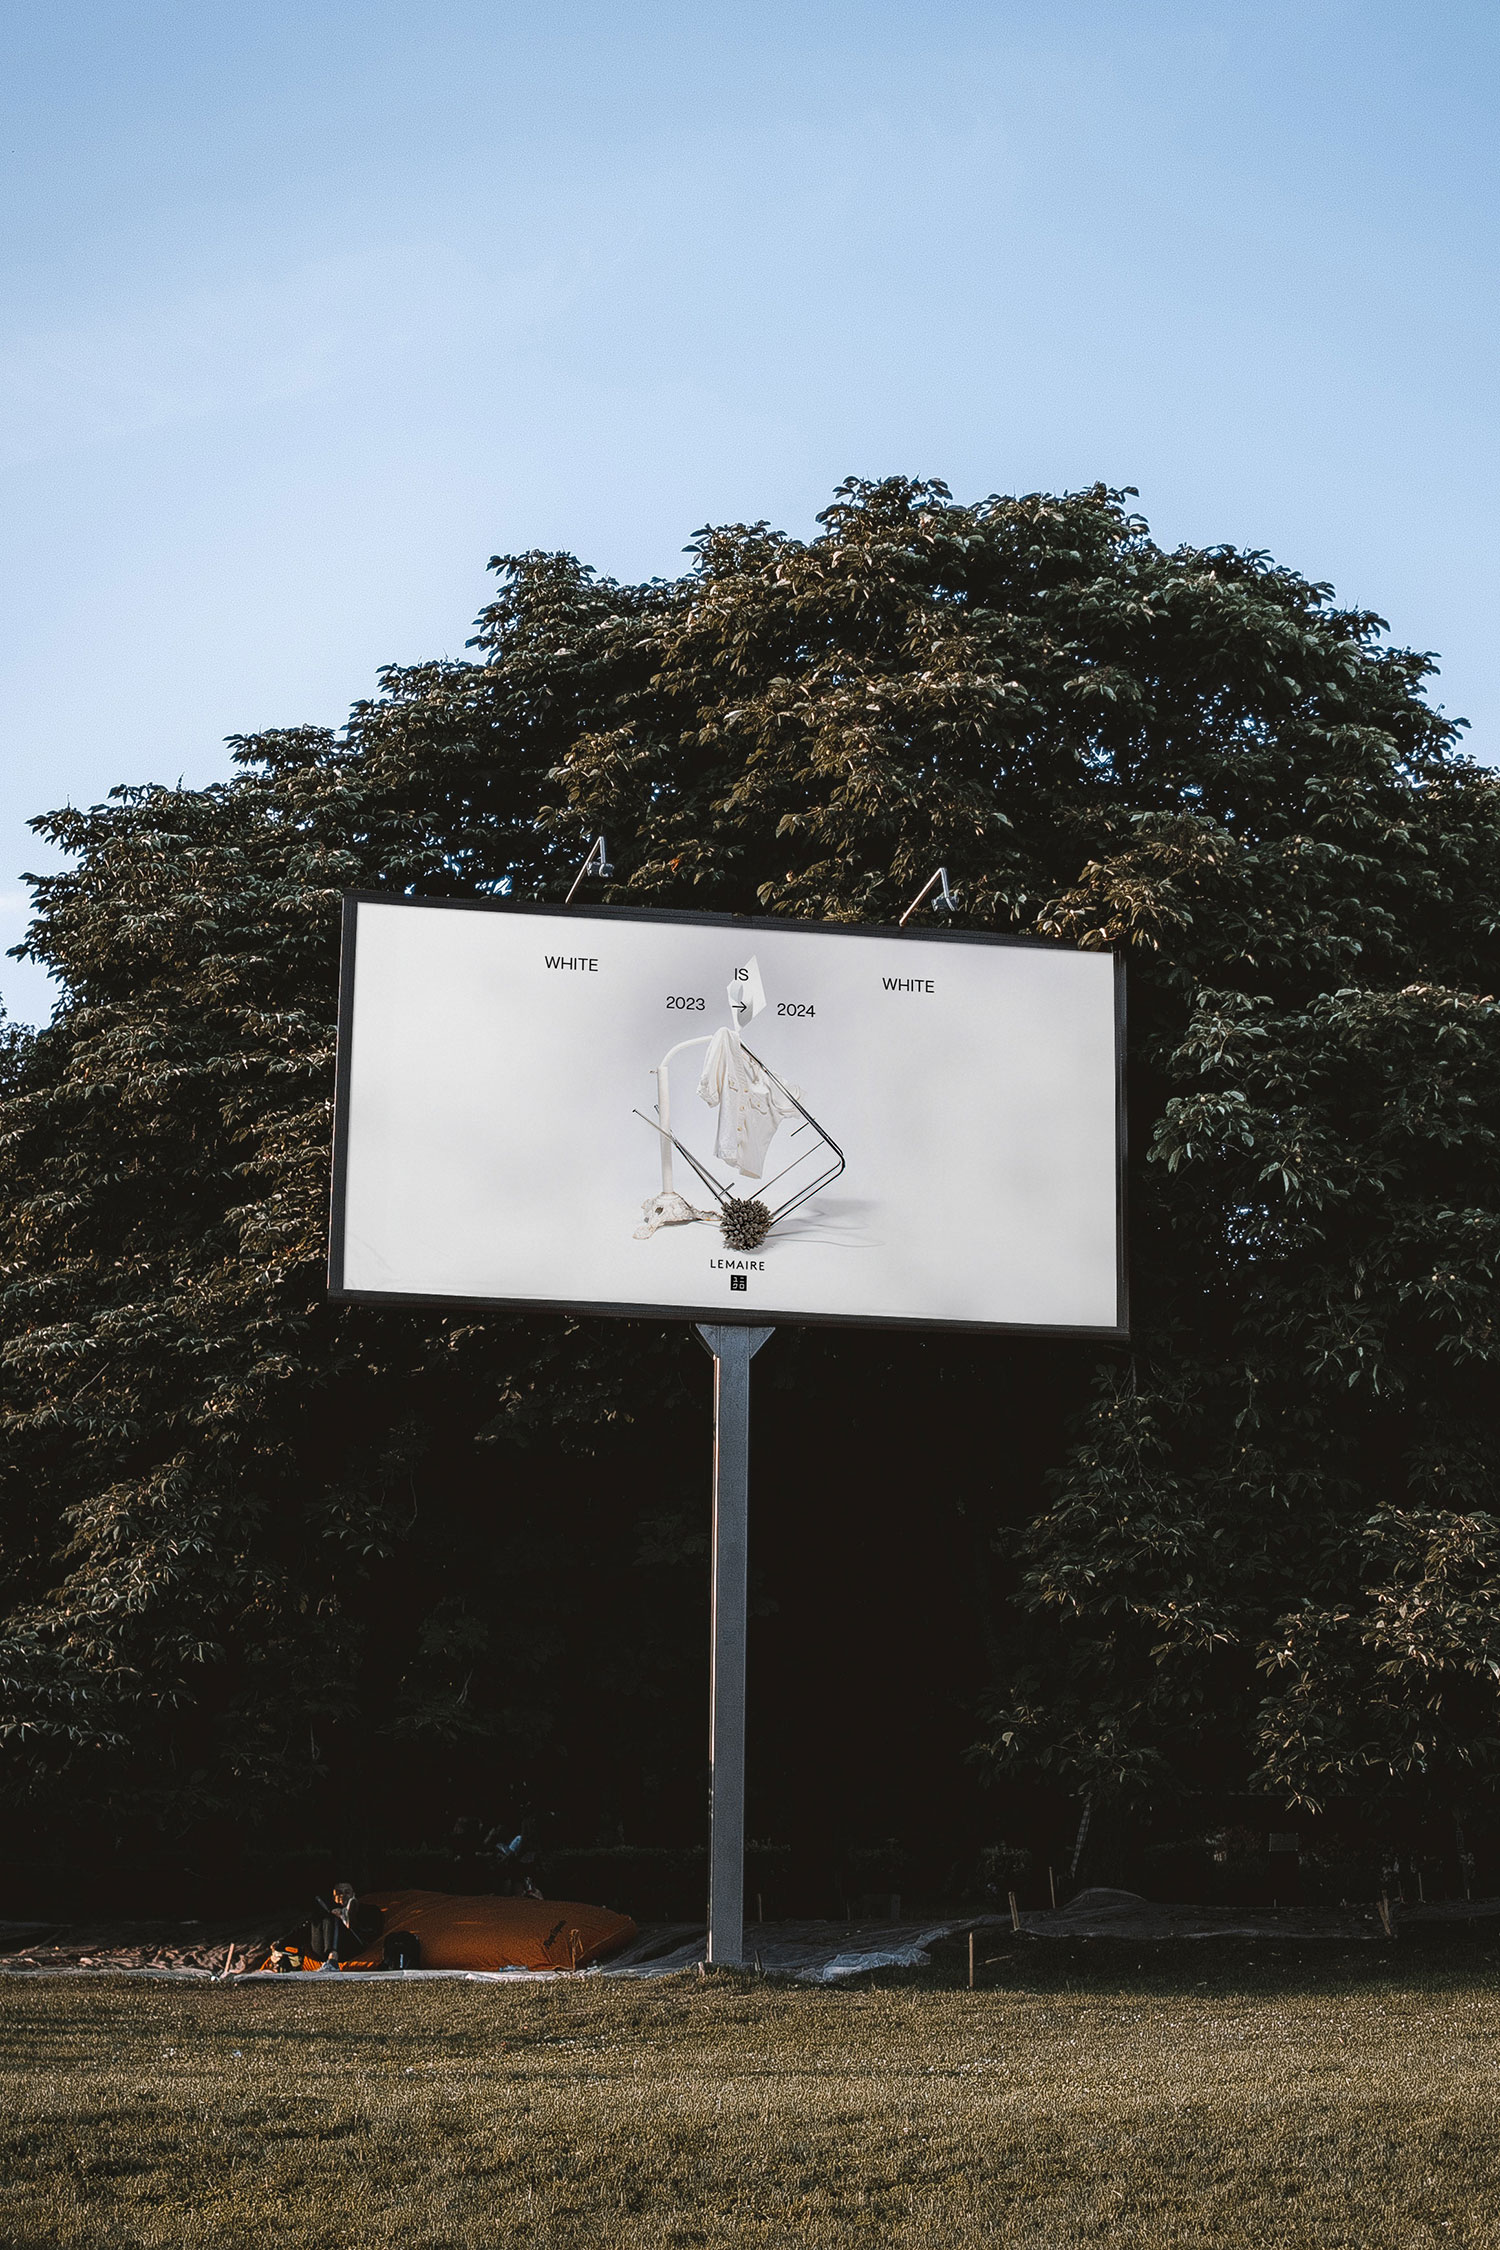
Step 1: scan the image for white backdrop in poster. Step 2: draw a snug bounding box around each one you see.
[331,899,1123,1333]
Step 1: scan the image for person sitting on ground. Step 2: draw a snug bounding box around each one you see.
[318,1878,383,1969]
[270,1879,384,1972]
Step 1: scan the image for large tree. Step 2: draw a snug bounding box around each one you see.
[2,478,1498,1888]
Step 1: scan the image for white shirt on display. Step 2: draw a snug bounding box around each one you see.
[696,1027,797,1179]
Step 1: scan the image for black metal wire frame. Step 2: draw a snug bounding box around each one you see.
[738,1045,846,1221]
[632,1044,845,1229]
[631,1111,735,1210]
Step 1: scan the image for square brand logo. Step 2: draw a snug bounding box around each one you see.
[730,1273,748,1292]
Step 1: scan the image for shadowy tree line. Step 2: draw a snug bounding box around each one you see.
[2,477,1498,1895]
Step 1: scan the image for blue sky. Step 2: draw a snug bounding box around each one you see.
[2,1,1496,1024]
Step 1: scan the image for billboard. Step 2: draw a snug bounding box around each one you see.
[328,897,1126,1335]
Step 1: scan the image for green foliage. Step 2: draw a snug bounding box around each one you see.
[2,474,1498,1860]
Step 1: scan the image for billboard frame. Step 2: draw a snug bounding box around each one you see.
[327,891,1130,1342]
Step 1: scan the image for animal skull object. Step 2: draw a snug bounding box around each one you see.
[634,1191,717,1240]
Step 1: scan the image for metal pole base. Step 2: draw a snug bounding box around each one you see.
[695,1323,774,1967]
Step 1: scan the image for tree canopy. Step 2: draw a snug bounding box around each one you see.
[3,477,1498,1890]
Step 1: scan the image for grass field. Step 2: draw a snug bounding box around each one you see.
[3,1942,1500,2247]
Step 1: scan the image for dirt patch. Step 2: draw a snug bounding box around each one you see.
[0,1910,299,1976]
[4,1889,1496,1982]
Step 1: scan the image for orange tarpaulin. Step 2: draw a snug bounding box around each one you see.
[300,1889,637,1972]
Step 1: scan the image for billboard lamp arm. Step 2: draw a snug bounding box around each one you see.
[897,866,957,926]
[564,836,614,905]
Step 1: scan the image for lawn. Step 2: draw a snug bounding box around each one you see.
[3,1943,1500,2247]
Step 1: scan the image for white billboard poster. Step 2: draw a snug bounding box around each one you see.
[329,897,1126,1335]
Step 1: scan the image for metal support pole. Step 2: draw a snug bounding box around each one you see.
[695,1322,774,1966]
